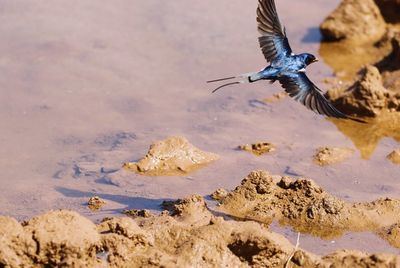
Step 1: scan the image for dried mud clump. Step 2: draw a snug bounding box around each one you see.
[123,209,153,218]
[88,196,106,211]
[238,142,275,156]
[314,147,354,166]
[387,149,400,164]
[326,65,400,117]
[320,0,386,41]
[123,136,219,176]
[0,210,102,267]
[2,196,400,267]
[216,171,400,240]
[24,210,102,267]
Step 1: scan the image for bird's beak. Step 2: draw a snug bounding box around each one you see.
[313,58,319,63]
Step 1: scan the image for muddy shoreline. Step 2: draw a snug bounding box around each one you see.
[1,0,400,266]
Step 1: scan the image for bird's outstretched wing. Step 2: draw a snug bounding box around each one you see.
[278,72,356,120]
[257,0,292,63]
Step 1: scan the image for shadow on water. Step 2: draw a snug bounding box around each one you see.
[55,186,169,211]
[329,112,400,159]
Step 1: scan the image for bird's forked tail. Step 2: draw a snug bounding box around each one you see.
[207,72,262,93]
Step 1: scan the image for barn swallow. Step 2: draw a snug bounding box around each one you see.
[208,0,363,122]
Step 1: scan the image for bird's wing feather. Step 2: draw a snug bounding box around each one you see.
[278,72,350,119]
[257,0,293,63]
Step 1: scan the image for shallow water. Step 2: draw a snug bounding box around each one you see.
[1,0,399,255]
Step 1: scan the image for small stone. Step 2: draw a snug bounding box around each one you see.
[88,196,106,211]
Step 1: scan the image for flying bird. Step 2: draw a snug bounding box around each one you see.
[208,0,362,122]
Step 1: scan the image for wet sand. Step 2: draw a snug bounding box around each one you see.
[1,0,400,259]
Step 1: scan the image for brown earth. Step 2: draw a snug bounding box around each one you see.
[238,142,275,156]
[313,147,354,166]
[123,136,219,176]
[2,193,400,268]
[214,171,400,245]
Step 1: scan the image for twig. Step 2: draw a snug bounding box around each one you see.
[284,232,301,268]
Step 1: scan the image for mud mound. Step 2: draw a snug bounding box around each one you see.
[25,210,102,266]
[2,195,400,267]
[313,147,354,166]
[0,210,102,267]
[123,136,219,176]
[238,142,275,156]
[320,0,386,41]
[215,171,400,240]
[387,149,400,164]
[326,65,400,117]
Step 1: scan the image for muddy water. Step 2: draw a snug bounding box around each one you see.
[0,0,399,256]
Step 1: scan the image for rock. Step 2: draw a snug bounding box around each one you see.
[313,147,355,166]
[123,136,219,176]
[320,0,386,41]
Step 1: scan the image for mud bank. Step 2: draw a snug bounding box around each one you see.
[214,171,400,248]
[123,136,219,176]
[1,195,399,267]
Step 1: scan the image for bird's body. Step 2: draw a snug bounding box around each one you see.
[208,0,363,122]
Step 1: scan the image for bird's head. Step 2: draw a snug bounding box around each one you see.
[301,53,319,66]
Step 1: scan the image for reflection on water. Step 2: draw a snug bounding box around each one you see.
[318,38,391,80]
[330,112,400,159]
